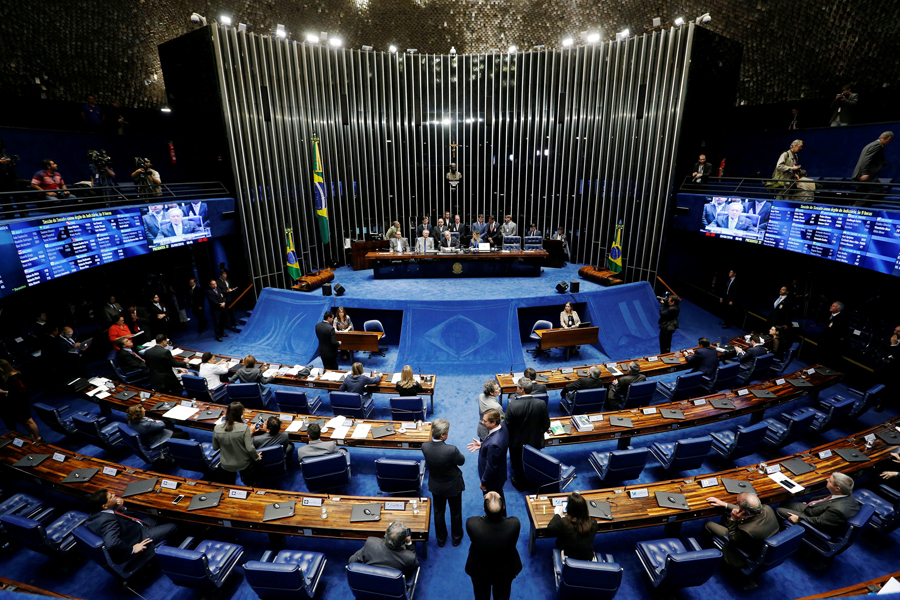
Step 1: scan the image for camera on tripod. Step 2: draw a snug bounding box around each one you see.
[88,149,112,169]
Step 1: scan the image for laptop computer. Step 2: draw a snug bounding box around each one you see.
[610,416,633,428]
[577,321,592,328]
[152,401,177,412]
[263,501,296,522]
[13,454,50,468]
[114,390,137,401]
[781,458,815,476]
[710,398,736,410]
[576,369,589,377]
[62,468,100,484]
[68,378,93,393]
[196,409,223,421]
[876,431,900,445]
[478,242,490,251]
[660,409,686,420]
[835,448,869,463]
[123,477,158,497]
[350,503,383,523]
[815,367,840,376]
[751,389,776,399]
[655,491,690,511]
[660,356,681,364]
[535,374,550,383]
[787,378,813,388]
[188,491,223,511]
[371,425,397,439]
[722,478,756,495]
[587,500,612,520]
[300,419,327,432]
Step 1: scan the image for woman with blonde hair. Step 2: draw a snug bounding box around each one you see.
[394,365,424,396]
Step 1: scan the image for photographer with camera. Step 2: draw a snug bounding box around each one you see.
[0,138,27,218]
[829,84,858,127]
[88,149,116,188]
[131,157,161,197]
[30,159,75,210]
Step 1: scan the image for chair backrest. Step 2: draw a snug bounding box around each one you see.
[776,342,800,372]
[156,546,213,588]
[838,504,875,551]
[712,362,741,392]
[670,372,705,400]
[572,388,605,414]
[559,557,623,600]
[244,559,307,598]
[255,445,287,481]
[0,514,55,554]
[107,350,128,380]
[181,375,213,402]
[346,562,410,600]
[606,448,650,481]
[301,452,350,491]
[228,382,266,409]
[331,391,363,409]
[860,384,886,410]
[375,458,423,494]
[728,422,770,458]
[745,353,775,380]
[669,436,713,470]
[532,393,550,406]
[502,236,521,250]
[389,397,426,422]
[781,410,816,445]
[33,402,74,436]
[623,380,657,409]
[753,525,805,573]
[532,320,553,335]
[522,445,563,488]
[523,236,543,251]
[274,389,311,413]
[819,396,856,428]
[73,525,151,580]
[363,320,385,335]
[450,231,460,241]
[662,549,722,588]
[166,438,216,473]
[116,423,155,463]
[71,414,103,444]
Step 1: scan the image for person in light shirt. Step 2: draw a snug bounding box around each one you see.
[198,351,228,390]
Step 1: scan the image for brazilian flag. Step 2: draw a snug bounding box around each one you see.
[607,221,623,273]
[312,135,330,244]
[285,228,302,280]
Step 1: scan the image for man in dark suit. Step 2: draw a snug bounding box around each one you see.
[114,337,149,375]
[735,334,767,378]
[852,132,893,202]
[144,334,188,395]
[768,286,792,327]
[685,337,719,378]
[691,154,714,183]
[702,197,728,228]
[465,491,522,600]
[416,216,431,239]
[85,488,178,565]
[561,365,603,400]
[349,521,419,580]
[720,268,740,328]
[505,379,551,488]
[206,279,228,342]
[158,208,198,238]
[523,367,547,395]
[743,199,771,229]
[142,204,165,240]
[316,311,341,370]
[485,215,502,246]
[296,423,344,461]
[777,472,861,537]
[607,361,648,410]
[216,271,240,331]
[147,293,171,339]
[658,294,680,353]
[451,214,466,235]
[471,214,487,237]
[433,217,449,239]
[440,230,460,250]
[467,408,508,516]
[704,492,779,568]
[820,301,848,359]
[184,200,209,226]
[102,295,124,324]
[188,277,206,333]
[421,418,465,547]
[829,85,859,126]
[714,203,756,232]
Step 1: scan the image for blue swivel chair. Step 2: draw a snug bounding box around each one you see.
[710,525,805,577]
[855,485,900,534]
[117,423,171,465]
[347,563,419,600]
[648,435,712,472]
[528,319,554,357]
[0,510,88,556]
[227,382,275,411]
[710,422,770,460]
[0,493,45,525]
[363,320,387,357]
[73,525,165,585]
[375,459,426,495]
[560,388,605,416]
[635,537,722,589]
[782,396,856,435]
[155,537,244,590]
[244,549,327,599]
[330,391,375,419]
[33,402,90,437]
[658,372,705,401]
[164,438,221,477]
[793,504,874,558]
[738,353,775,384]
[389,397,427,422]
[588,448,650,482]
[817,383,884,419]
[769,342,800,374]
[274,389,322,415]
[759,410,816,447]
[702,362,741,393]
[532,393,550,407]
[502,235,521,251]
[72,413,123,450]
[254,445,288,484]
[181,374,228,404]
[107,350,150,386]
[616,380,658,410]
[301,452,351,492]
[522,445,577,493]
[552,549,623,600]
[523,236,543,251]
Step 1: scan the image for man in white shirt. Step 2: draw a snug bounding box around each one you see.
[198,352,228,390]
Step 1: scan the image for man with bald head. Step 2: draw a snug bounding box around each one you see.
[465,491,522,600]
[705,491,779,568]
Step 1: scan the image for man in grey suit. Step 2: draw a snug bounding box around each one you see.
[349,521,419,580]
[705,491,779,568]
[777,472,862,537]
[158,207,198,238]
[852,131,893,203]
[102,295,124,324]
[421,418,465,547]
[390,230,410,252]
[501,215,517,237]
[297,423,342,460]
[561,365,603,400]
[414,229,435,252]
[713,202,756,232]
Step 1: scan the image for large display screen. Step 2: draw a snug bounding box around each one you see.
[678,194,900,277]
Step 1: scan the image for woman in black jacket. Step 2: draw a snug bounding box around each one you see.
[546,492,598,561]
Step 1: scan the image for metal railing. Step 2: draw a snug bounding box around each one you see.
[678,176,900,207]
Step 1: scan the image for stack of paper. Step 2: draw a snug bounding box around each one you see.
[285,420,304,433]
[162,406,200,421]
[142,340,157,349]
[352,424,372,439]
[188,357,202,365]
[262,368,279,378]
[170,348,185,356]
[325,416,346,429]
[331,426,350,439]
[284,365,302,376]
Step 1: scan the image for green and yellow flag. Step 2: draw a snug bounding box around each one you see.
[285,228,302,280]
[312,135,330,244]
[607,221,623,273]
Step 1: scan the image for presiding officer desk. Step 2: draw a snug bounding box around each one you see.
[85,381,431,450]
[365,249,549,279]
[525,416,900,553]
[0,433,432,555]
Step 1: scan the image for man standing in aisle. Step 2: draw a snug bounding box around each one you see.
[468,409,508,517]
[505,378,550,489]
[465,492,522,600]
[316,311,342,370]
[206,279,228,342]
[421,418,465,547]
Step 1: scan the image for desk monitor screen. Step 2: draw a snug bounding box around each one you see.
[140,205,212,251]
[478,243,490,251]
[578,321,592,328]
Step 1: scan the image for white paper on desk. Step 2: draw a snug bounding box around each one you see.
[89,377,111,386]
[309,368,322,377]
[352,424,372,439]
[390,372,420,384]
[512,372,525,381]
[331,426,350,439]
[188,358,202,365]
[325,416,346,429]
[262,368,279,378]
[285,365,302,376]
[95,391,111,399]
[878,577,900,595]
[170,348,185,356]
[768,472,805,493]
[162,406,200,421]
[85,387,102,397]
[285,420,304,433]
[226,359,240,368]
[142,340,157,349]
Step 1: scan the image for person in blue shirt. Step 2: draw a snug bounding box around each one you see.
[339,362,381,401]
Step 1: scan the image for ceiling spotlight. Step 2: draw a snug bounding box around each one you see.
[306,33,319,43]
[586,32,600,44]
[238,23,247,32]
[329,37,342,47]
[674,17,685,26]
[276,25,287,38]
[616,29,630,41]
[361,45,373,51]
[449,46,457,55]
[160,107,172,113]
[388,45,398,53]
[695,12,711,24]
[220,15,232,26]
[561,37,574,47]
[190,13,207,26]
[652,17,661,27]
[508,45,517,53]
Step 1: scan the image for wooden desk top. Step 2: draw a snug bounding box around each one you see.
[0,578,80,598]
[0,433,431,542]
[364,250,548,261]
[794,570,900,599]
[496,337,743,393]
[88,381,431,450]
[540,366,841,446]
[527,416,900,538]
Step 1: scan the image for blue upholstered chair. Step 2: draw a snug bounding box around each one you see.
[528,319,554,357]
[560,388,605,416]
[710,421,770,460]
[634,537,722,589]
[588,448,649,482]
[522,445,577,493]
[375,458,426,495]
[164,438,221,477]
[330,391,375,419]
[502,235,521,251]
[615,380,658,410]
[274,389,322,415]
[244,549,327,599]
[0,493,45,526]
[552,549,623,600]
[155,537,244,590]
[817,383,884,420]
[523,236,543,251]
[792,504,874,558]
[738,352,775,384]
[227,382,275,411]
[254,445,288,484]
[363,320,387,357]
[301,452,351,492]
[71,413,123,450]
[532,393,550,407]
[769,342,800,374]
[0,510,88,556]
[181,374,228,404]
[648,435,712,472]
[72,525,164,583]
[760,410,816,447]
[782,396,855,435]
[33,402,90,437]
[117,423,171,465]
[389,397,427,422]
[107,350,150,386]
[347,563,419,600]
[702,362,741,393]
[855,485,900,535]
[710,525,805,577]
[658,372,705,401]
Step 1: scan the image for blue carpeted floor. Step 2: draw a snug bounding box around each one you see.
[1,265,898,600]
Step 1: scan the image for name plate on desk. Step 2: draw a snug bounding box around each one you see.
[588,415,604,422]
[642,408,658,415]
[693,399,708,406]
[160,479,179,490]
[628,488,649,499]
[775,378,786,385]
[737,389,749,396]
[302,497,323,507]
[139,392,151,399]
[865,433,877,444]
[102,466,118,476]
[12,438,25,448]
[806,368,816,375]
[818,450,833,459]
[228,489,248,499]
[700,477,718,488]
[647,356,659,362]
[52,452,66,462]
[560,368,574,374]
[766,464,782,474]
[384,501,405,511]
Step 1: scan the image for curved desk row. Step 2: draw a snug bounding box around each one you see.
[0,433,431,555]
[0,578,79,598]
[525,416,900,554]
[84,381,431,450]
[794,570,900,599]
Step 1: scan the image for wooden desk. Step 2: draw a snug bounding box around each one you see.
[525,416,900,554]
[351,239,390,270]
[364,250,549,279]
[0,434,431,556]
[0,578,80,598]
[87,382,431,450]
[336,331,383,353]
[539,366,840,450]
[795,570,900,599]
[496,337,742,394]
[535,327,600,359]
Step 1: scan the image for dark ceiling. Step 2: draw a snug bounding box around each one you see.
[1,0,898,110]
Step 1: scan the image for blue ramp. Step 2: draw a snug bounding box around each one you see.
[586,282,692,360]
[396,300,520,374]
[215,288,332,366]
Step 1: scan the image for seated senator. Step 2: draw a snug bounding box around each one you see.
[252,415,294,459]
[349,521,419,581]
[712,202,757,232]
[561,365,603,399]
[560,302,581,329]
[440,230,460,250]
[415,229,435,252]
[684,337,718,377]
[198,351,229,390]
[547,492,599,561]
[86,488,178,565]
[606,361,647,409]
[339,362,381,401]
[395,364,424,396]
[108,314,135,342]
[390,230,410,252]
[297,422,344,460]
[114,337,149,375]
[469,231,482,248]
[776,472,861,537]
[158,207,198,238]
[126,404,187,445]
[229,355,274,385]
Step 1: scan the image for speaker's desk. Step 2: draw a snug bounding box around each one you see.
[365,249,548,279]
